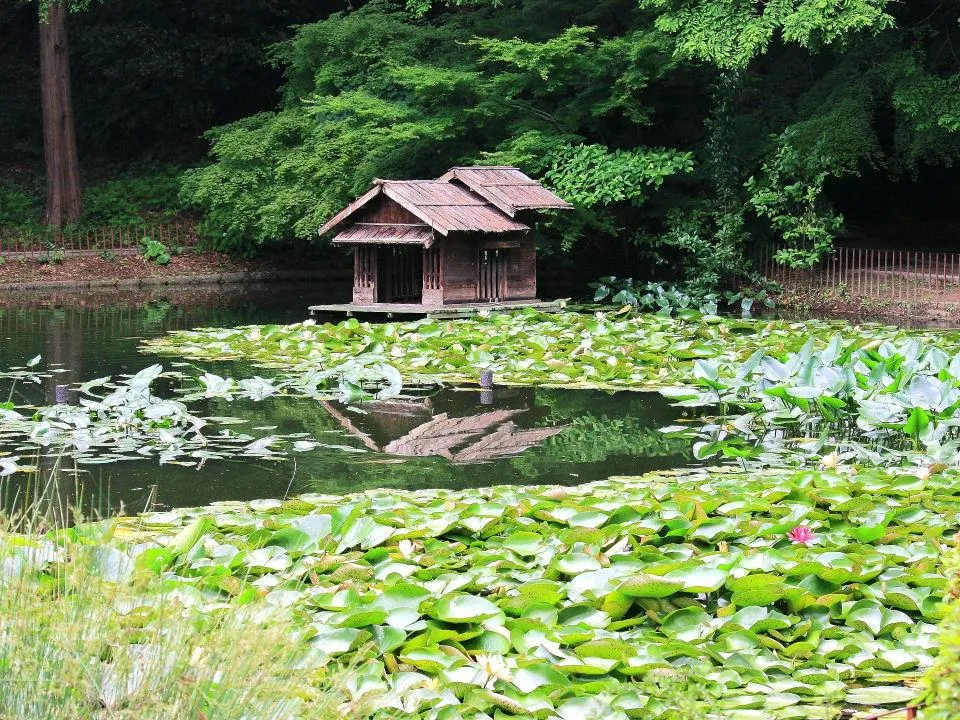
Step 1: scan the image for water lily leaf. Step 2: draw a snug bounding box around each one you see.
[555,696,629,720]
[329,607,389,628]
[553,552,602,575]
[511,663,570,693]
[845,686,917,705]
[501,531,543,556]
[432,593,503,624]
[267,527,312,552]
[88,546,134,583]
[134,547,174,574]
[400,647,458,673]
[617,573,683,598]
[664,565,728,592]
[726,574,786,606]
[309,627,366,655]
[660,606,713,640]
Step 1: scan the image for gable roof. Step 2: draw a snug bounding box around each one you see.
[438,166,573,217]
[380,180,528,234]
[318,167,569,237]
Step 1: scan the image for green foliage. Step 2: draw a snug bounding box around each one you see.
[639,0,895,68]
[544,144,693,208]
[5,0,955,286]
[143,308,960,394]
[37,247,65,265]
[181,0,695,257]
[58,461,951,718]
[82,168,184,226]
[746,135,844,267]
[0,508,348,720]
[0,178,43,231]
[589,277,773,315]
[139,236,171,265]
[0,167,185,232]
[920,544,960,719]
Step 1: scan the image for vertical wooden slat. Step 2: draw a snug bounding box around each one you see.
[854,248,860,297]
[898,250,903,302]
[913,249,918,305]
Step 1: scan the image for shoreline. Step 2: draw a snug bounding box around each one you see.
[775,288,960,327]
[0,268,340,291]
[0,249,350,292]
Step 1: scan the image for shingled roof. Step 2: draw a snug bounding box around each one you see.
[438,166,573,217]
[318,167,569,239]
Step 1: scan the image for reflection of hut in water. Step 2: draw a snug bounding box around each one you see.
[320,389,564,464]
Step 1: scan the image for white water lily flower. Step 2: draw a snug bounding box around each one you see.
[397,539,416,558]
[237,376,278,401]
[246,327,262,342]
[200,373,235,400]
[914,466,933,481]
[819,452,839,469]
[474,653,512,686]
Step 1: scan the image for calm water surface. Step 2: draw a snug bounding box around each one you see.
[0,285,696,513]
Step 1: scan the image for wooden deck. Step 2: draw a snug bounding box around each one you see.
[308,299,564,319]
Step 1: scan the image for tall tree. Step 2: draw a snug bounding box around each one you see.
[39,0,82,227]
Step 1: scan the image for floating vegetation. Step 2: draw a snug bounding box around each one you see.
[45,464,949,718]
[142,310,960,392]
[0,358,402,472]
[658,331,960,476]
[17,309,960,716]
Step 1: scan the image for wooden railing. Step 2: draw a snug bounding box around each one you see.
[756,244,960,304]
[0,221,198,258]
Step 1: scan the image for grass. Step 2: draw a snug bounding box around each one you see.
[0,480,361,720]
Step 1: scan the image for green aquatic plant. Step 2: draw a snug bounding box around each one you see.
[80,464,957,718]
[144,310,960,392]
[920,542,960,720]
[660,332,960,469]
[589,278,774,317]
[0,356,402,473]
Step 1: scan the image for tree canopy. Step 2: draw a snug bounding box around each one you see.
[3,0,960,285]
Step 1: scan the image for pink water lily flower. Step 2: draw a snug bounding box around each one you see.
[787,525,816,545]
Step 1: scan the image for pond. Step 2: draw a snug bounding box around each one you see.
[7,289,959,719]
[0,284,696,514]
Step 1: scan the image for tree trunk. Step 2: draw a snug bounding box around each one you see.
[40,0,82,228]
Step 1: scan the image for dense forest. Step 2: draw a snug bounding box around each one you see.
[2,0,960,289]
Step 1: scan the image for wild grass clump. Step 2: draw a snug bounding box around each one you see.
[0,485,360,720]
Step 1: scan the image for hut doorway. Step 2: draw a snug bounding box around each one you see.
[377,246,423,303]
[478,248,508,302]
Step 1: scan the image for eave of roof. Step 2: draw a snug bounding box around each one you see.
[331,222,435,248]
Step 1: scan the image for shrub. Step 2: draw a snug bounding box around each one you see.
[140,236,171,265]
[83,167,185,227]
[919,544,960,719]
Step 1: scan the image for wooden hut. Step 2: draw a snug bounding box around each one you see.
[313,167,572,313]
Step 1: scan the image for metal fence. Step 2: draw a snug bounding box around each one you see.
[756,244,960,304]
[0,221,198,259]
